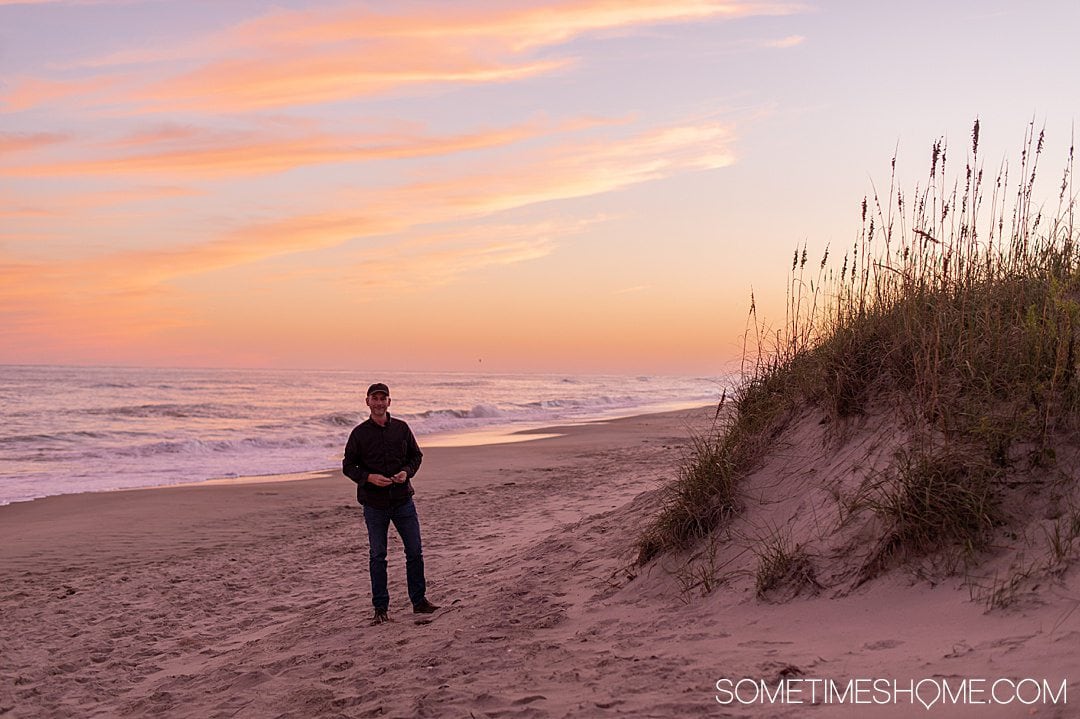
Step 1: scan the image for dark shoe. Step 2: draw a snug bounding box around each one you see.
[412,599,439,614]
[371,608,390,625]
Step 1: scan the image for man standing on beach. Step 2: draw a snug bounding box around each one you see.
[342,383,439,624]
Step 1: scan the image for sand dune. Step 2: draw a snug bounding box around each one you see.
[2,407,1077,718]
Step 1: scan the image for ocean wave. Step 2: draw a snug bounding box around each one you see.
[74,434,316,460]
[84,403,237,419]
[520,395,633,410]
[0,430,114,445]
[432,379,490,388]
[411,404,503,421]
[319,412,359,427]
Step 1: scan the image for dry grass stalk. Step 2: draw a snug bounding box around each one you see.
[638,120,1080,577]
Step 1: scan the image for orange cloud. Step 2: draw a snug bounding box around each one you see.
[140,51,571,113]
[765,34,805,48]
[222,1,801,53]
[43,120,730,278]
[0,220,571,361]
[396,123,734,217]
[74,184,200,207]
[189,121,733,274]
[0,118,597,178]
[0,186,198,225]
[6,1,803,113]
[0,254,192,362]
[324,218,605,297]
[0,132,67,154]
[0,0,130,4]
[0,205,54,218]
[1,75,119,113]
[1,119,733,357]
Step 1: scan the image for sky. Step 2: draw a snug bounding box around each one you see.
[2,0,1078,374]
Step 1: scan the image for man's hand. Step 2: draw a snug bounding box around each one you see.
[392,471,408,484]
[368,474,393,487]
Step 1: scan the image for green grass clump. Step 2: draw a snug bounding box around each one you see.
[639,120,1080,570]
[862,447,1002,573]
[636,373,796,564]
[755,537,819,601]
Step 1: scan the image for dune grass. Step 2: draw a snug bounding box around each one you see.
[754,534,819,601]
[637,120,1080,568]
[858,446,1003,578]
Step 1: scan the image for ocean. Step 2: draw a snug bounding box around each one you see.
[0,365,727,505]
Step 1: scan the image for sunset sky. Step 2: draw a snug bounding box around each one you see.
[2,0,1078,374]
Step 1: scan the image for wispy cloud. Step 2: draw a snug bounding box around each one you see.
[0,132,68,154]
[1,76,122,113]
[218,1,802,52]
[134,53,572,113]
[0,255,189,358]
[0,0,159,5]
[764,34,805,48]
[1,117,609,178]
[2,119,734,345]
[81,1,803,65]
[68,184,199,207]
[1,2,754,362]
[327,219,598,296]
[4,1,804,113]
[154,121,733,277]
[403,123,735,216]
[0,205,55,219]
[0,221,566,359]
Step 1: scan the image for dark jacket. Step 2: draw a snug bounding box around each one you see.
[342,414,423,509]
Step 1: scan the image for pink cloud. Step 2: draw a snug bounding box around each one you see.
[5,1,804,113]
[764,34,805,48]
[0,117,612,178]
[2,119,734,347]
[0,132,68,154]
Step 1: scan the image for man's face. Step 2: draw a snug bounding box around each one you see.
[366,392,390,415]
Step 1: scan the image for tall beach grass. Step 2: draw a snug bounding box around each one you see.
[638,120,1079,569]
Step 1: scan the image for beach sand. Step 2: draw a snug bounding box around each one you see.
[2,407,1077,718]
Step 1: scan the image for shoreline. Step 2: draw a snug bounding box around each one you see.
[420,397,719,446]
[0,399,717,507]
[0,405,710,534]
[0,400,717,508]
[2,364,725,508]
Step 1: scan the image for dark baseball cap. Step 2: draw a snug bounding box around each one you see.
[366,382,390,397]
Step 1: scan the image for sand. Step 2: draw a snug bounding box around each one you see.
[2,407,1078,718]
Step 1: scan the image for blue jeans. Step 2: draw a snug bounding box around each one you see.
[363,499,427,610]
